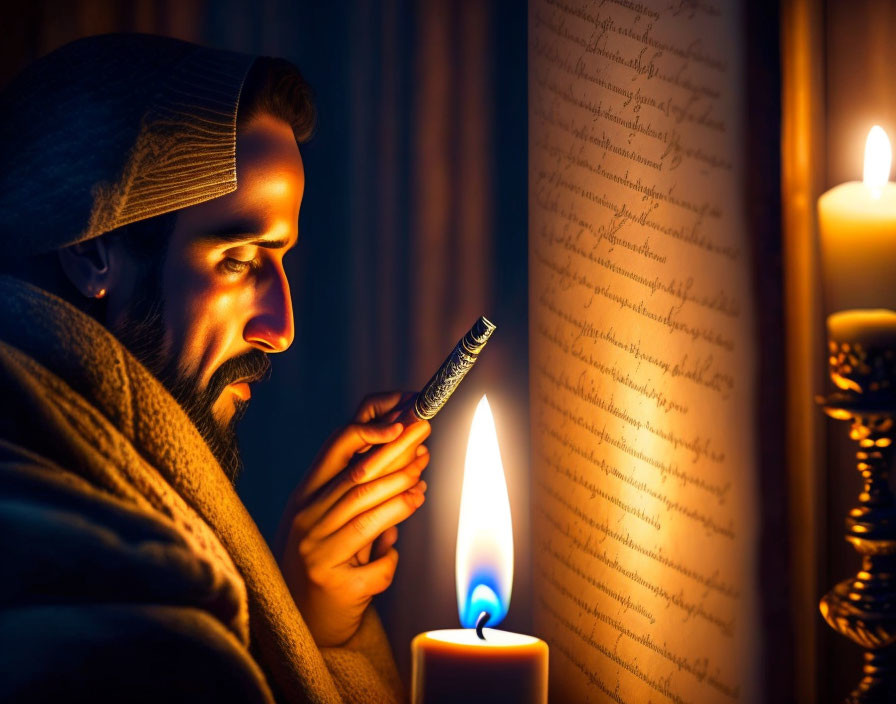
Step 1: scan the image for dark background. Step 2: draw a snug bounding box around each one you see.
[0,0,529,683]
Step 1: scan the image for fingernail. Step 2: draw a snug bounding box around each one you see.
[391,422,404,433]
[416,445,428,457]
[418,480,428,493]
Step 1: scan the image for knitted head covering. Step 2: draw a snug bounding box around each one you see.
[0,33,256,258]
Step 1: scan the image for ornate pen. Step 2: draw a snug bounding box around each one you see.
[396,315,497,423]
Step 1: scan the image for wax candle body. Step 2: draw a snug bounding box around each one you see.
[817,182,896,311]
[826,310,896,394]
[828,309,896,346]
[411,629,548,704]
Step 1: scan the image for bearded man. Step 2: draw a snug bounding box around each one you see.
[0,34,430,703]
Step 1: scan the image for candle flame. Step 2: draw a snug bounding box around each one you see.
[456,395,513,628]
[863,125,891,194]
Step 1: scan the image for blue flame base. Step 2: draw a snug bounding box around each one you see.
[459,577,507,628]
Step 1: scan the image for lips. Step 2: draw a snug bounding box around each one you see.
[229,381,251,401]
[227,368,271,401]
[206,350,271,405]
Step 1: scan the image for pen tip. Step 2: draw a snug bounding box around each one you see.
[474,315,496,340]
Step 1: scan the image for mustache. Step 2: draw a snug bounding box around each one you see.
[205,349,272,402]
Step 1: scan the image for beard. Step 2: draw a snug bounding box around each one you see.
[110,279,270,485]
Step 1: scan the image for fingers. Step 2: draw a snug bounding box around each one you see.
[384,392,418,424]
[373,526,399,559]
[299,422,430,529]
[354,391,415,423]
[328,426,429,534]
[326,484,427,564]
[356,541,372,567]
[354,547,400,596]
[312,450,430,539]
[301,420,405,499]
[358,525,399,567]
[386,441,428,477]
[349,421,430,484]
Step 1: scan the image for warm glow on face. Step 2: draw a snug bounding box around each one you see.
[456,395,513,628]
[863,125,891,194]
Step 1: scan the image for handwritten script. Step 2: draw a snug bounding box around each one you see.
[529,1,759,702]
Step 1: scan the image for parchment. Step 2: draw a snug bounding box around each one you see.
[529,1,759,702]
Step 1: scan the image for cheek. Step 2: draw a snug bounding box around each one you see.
[162,257,253,381]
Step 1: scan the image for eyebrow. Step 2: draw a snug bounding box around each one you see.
[199,223,294,249]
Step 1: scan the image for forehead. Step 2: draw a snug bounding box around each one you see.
[235,114,304,194]
[172,114,304,234]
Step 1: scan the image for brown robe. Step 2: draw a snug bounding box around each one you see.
[0,275,403,703]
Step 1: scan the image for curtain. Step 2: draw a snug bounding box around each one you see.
[344,0,530,678]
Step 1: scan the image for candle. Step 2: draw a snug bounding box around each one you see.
[411,630,547,704]
[818,125,896,392]
[828,310,896,347]
[826,310,896,395]
[818,126,896,313]
[410,396,548,704]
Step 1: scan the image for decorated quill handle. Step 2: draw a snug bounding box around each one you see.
[396,315,496,424]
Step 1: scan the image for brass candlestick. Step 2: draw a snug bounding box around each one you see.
[818,338,896,703]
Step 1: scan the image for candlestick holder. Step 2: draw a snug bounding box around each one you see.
[818,337,896,703]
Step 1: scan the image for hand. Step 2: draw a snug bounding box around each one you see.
[275,391,431,646]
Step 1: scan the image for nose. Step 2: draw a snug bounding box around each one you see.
[243,263,294,353]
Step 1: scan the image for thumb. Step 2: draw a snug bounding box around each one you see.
[354,391,410,423]
[355,547,400,596]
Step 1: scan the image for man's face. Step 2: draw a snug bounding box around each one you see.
[109,114,303,481]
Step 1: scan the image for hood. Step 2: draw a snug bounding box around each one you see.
[0,33,255,258]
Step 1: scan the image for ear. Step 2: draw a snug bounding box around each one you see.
[58,238,111,299]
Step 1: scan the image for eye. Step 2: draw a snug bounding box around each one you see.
[221,257,250,273]
[219,256,261,276]
[218,246,261,276]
